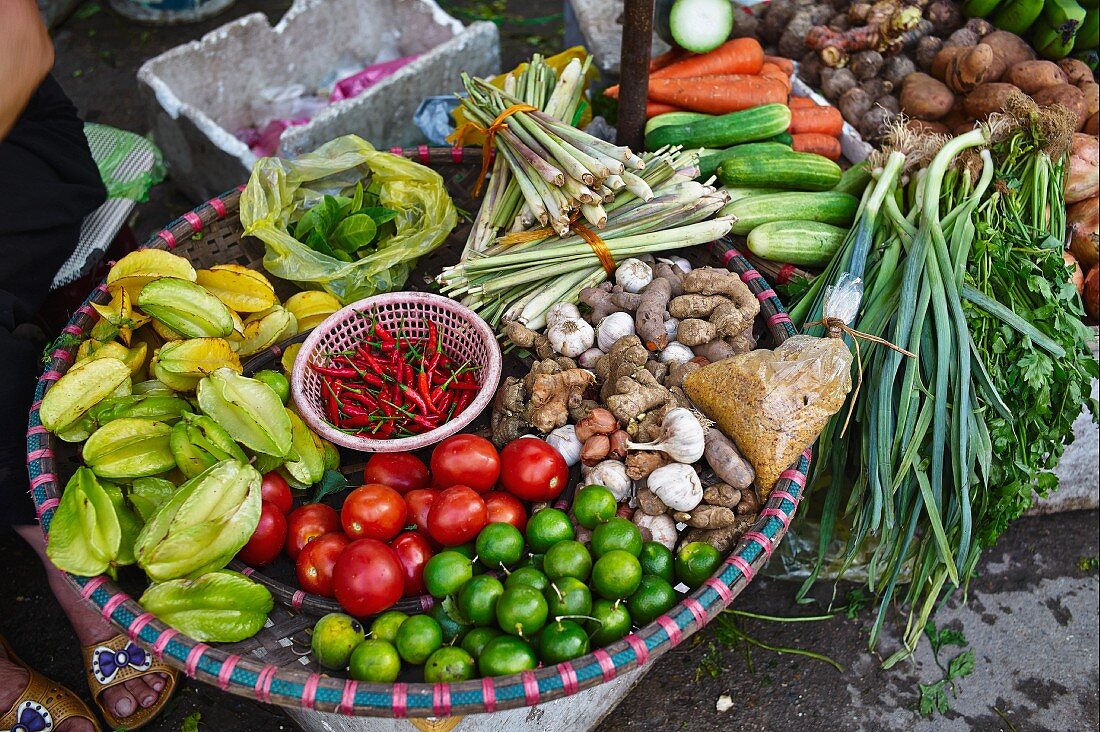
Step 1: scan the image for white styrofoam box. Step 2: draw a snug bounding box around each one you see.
[137,0,500,200]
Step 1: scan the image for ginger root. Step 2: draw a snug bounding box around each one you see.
[636,487,670,515]
[673,505,737,529]
[680,514,756,554]
[523,361,594,434]
[669,294,728,319]
[635,277,673,350]
[736,487,762,516]
[626,450,667,480]
[491,377,530,446]
[596,335,648,402]
[607,369,672,425]
[504,321,555,359]
[703,483,742,508]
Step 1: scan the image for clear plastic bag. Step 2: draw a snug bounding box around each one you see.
[240,135,456,304]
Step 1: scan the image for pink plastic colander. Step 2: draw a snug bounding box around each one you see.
[291,291,502,453]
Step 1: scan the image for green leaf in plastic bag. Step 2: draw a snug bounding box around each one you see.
[359,206,398,226]
[332,214,377,252]
[139,570,272,642]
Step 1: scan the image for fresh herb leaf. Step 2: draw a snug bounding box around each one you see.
[351,181,364,213]
[919,681,949,717]
[332,214,378,252]
[937,628,967,649]
[307,229,339,260]
[357,206,398,226]
[947,649,974,680]
[311,470,349,503]
[181,711,202,732]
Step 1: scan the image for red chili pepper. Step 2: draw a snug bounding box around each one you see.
[406,412,440,431]
[447,381,480,390]
[418,372,434,407]
[374,319,396,354]
[400,384,432,415]
[312,364,359,379]
[343,391,379,409]
[323,379,339,424]
[342,413,378,428]
[437,389,455,412]
[426,319,439,354]
[425,351,442,376]
[454,389,473,414]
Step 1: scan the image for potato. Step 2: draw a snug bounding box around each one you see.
[947,44,996,93]
[981,31,1035,75]
[1032,84,1088,130]
[901,73,955,120]
[1059,58,1094,87]
[931,45,963,81]
[941,95,973,129]
[905,119,951,135]
[964,82,1019,119]
[1081,82,1099,118]
[1066,134,1099,204]
[1086,112,1099,137]
[1085,266,1099,322]
[1005,61,1069,94]
[838,87,874,124]
[1067,197,1099,269]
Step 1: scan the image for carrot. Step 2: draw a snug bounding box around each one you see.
[760,63,792,92]
[764,55,795,76]
[646,101,684,118]
[653,38,765,79]
[789,96,818,108]
[650,47,688,72]
[788,105,844,136]
[791,133,842,160]
[646,75,788,115]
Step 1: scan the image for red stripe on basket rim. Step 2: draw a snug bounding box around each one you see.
[81,576,108,600]
[62,324,83,336]
[726,554,756,582]
[254,665,277,704]
[291,590,305,610]
[656,615,682,647]
[420,594,435,611]
[780,466,807,488]
[776,263,796,285]
[185,644,209,678]
[182,211,203,232]
[759,507,790,526]
[100,593,128,621]
[558,661,578,695]
[208,197,228,217]
[40,370,64,382]
[240,567,255,577]
[30,400,43,411]
[30,473,57,490]
[392,682,407,718]
[625,634,649,665]
[52,349,73,362]
[705,576,732,603]
[35,498,60,518]
[432,682,451,717]
[26,425,48,438]
[338,680,358,715]
[744,530,775,555]
[152,628,179,659]
[771,489,799,504]
[236,184,246,192]
[593,648,616,682]
[95,283,110,295]
[218,655,241,691]
[301,673,321,710]
[722,248,740,265]
[26,449,49,463]
[522,670,539,706]
[451,146,463,163]
[158,229,177,249]
[128,612,156,642]
[768,312,792,326]
[683,597,707,627]
[756,288,778,301]
[481,677,497,713]
[740,269,762,283]
[418,144,430,163]
[390,146,403,155]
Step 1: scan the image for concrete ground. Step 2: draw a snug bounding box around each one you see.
[6,2,1098,730]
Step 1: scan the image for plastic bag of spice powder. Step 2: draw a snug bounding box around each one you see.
[684,275,860,497]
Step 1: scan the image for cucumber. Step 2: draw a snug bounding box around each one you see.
[646,104,791,152]
[697,142,793,180]
[656,0,734,53]
[833,162,872,196]
[723,192,860,235]
[747,221,848,267]
[719,187,775,205]
[717,151,843,191]
[770,132,794,146]
[644,112,712,138]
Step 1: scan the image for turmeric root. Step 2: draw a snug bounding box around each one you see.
[736,487,762,515]
[704,429,755,490]
[673,505,737,529]
[636,487,670,515]
[580,282,625,323]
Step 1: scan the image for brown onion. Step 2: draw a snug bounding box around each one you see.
[1066,134,1099,204]
[1068,197,1099,269]
[1064,251,1085,295]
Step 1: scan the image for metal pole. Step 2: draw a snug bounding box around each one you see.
[616,0,653,150]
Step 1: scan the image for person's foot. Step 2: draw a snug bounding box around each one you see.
[14,525,170,722]
[0,644,96,732]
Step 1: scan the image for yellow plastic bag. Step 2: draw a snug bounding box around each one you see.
[240,135,456,304]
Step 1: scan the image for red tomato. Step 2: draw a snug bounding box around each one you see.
[499,437,568,502]
[285,503,340,560]
[391,530,434,596]
[296,532,350,597]
[332,538,404,617]
[430,434,501,494]
[363,453,430,494]
[260,471,294,514]
[483,491,528,533]
[341,484,407,542]
[426,485,487,546]
[237,500,287,567]
[405,489,439,532]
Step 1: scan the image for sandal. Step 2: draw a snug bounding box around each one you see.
[0,635,101,732]
[82,634,178,731]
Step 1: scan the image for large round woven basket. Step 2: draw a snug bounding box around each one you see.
[27,146,811,717]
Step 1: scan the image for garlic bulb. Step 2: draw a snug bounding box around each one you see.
[663,317,679,342]
[585,459,632,501]
[633,512,678,551]
[596,311,636,351]
[659,341,694,365]
[627,407,705,463]
[658,255,692,273]
[614,258,653,293]
[647,463,702,511]
[546,302,581,329]
[577,347,604,369]
[545,425,582,467]
[546,316,594,358]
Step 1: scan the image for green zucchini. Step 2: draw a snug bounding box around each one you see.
[717,151,842,191]
[644,112,712,138]
[723,192,859,235]
[770,132,794,146]
[697,142,793,180]
[746,221,848,267]
[647,104,791,152]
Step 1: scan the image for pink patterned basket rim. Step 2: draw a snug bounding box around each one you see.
[291,291,502,453]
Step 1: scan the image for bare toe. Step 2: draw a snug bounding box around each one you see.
[122,676,158,708]
[100,682,137,718]
[55,717,96,732]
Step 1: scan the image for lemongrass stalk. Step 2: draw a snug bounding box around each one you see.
[598,185,615,202]
[562,177,600,205]
[605,174,625,190]
[499,129,564,186]
[511,111,597,187]
[539,126,613,179]
[544,58,581,120]
[580,202,607,228]
[497,144,548,224]
[621,171,654,201]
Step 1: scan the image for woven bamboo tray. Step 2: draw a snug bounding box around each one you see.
[27,146,811,717]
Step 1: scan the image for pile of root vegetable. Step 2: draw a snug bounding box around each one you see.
[491,258,768,554]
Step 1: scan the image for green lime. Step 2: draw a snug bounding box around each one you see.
[591,550,643,600]
[476,523,525,568]
[457,575,505,626]
[627,575,678,627]
[450,542,478,560]
[395,615,443,665]
[348,639,401,682]
[525,508,574,553]
[311,613,364,670]
[675,542,722,589]
[423,551,474,598]
[429,602,470,643]
[478,636,538,677]
[460,627,502,661]
[538,620,590,664]
[639,542,675,583]
[587,598,632,646]
[573,485,618,529]
[544,576,592,619]
[591,517,643,557]
[369,610,409,644]
[543,540,592,581]
[525,630,541,655]
[496,585,549,637]
[253,369,290,404]
[505,566,549,593]
[423,646,476,682]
